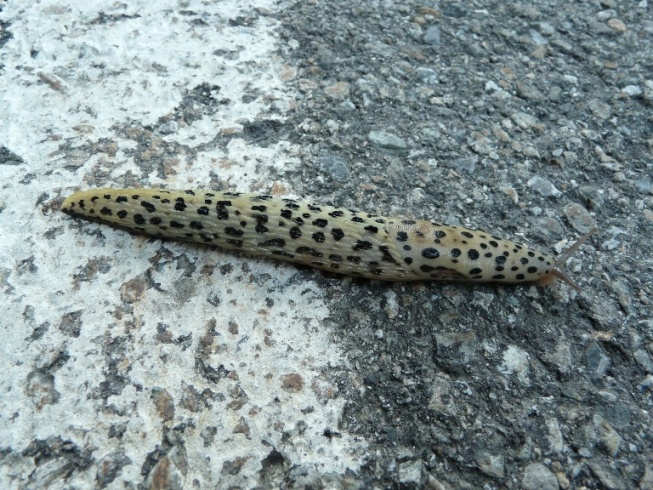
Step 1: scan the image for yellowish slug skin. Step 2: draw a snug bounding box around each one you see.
[62,188,587,288]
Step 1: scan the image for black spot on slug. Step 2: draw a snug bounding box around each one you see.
[289,227,302,239]
[170,221,184,228]
[100,207,112,216]
[331,228,345,241]
[313,219,328,227]
[197,206,209,215]
[141,201,156,213]
[470,267,482,275]
[461,231,474,238]
[174,198,187,211]
[468,249,480,260]
[117,210,127,219]
[116,196,128,203]
[379,245,397,263]
[312,232,326,243]
[150,217,162,225]
[527,266,537,274]
[190,221,204,230]
[353,240,373,251]
[217,205,229,220]
[133,214,145,224]
[225,227,244,237]
[396,231,408,242]
[329,210,344,218]
[422,248,440,259]
[364,225,379,233]
[451,248,461,258]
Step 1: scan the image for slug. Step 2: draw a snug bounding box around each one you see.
[61,188,593,290]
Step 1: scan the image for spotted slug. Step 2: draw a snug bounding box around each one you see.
[61,188,593,289]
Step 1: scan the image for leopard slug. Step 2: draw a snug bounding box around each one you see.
[61,188,593,289]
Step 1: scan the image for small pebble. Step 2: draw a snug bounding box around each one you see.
[368,130,407,150]
[563,203,596,233]
[621,85,642,96]
[442,4,467,18]
[588,99,612,120]
[316,155,350,181]
[586,342,610,380]
[324,82,351,99]
[634,349,653,374]
[158,121,179,135]
[522,463,558,490]
[527,176,562,197]
[447,157,477,174]
[635,177,651,193]
[415,67,438,85]
[423,26,441,45]
[511,111,540,129]
[607,18,627,33]
[529,30,548,46]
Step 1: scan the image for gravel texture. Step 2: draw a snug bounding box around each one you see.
[1,0,652,489]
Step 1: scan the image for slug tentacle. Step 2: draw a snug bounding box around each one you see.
[536,228,597,291]
[61,188,589,289]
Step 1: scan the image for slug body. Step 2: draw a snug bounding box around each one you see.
[62,188,585,288]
